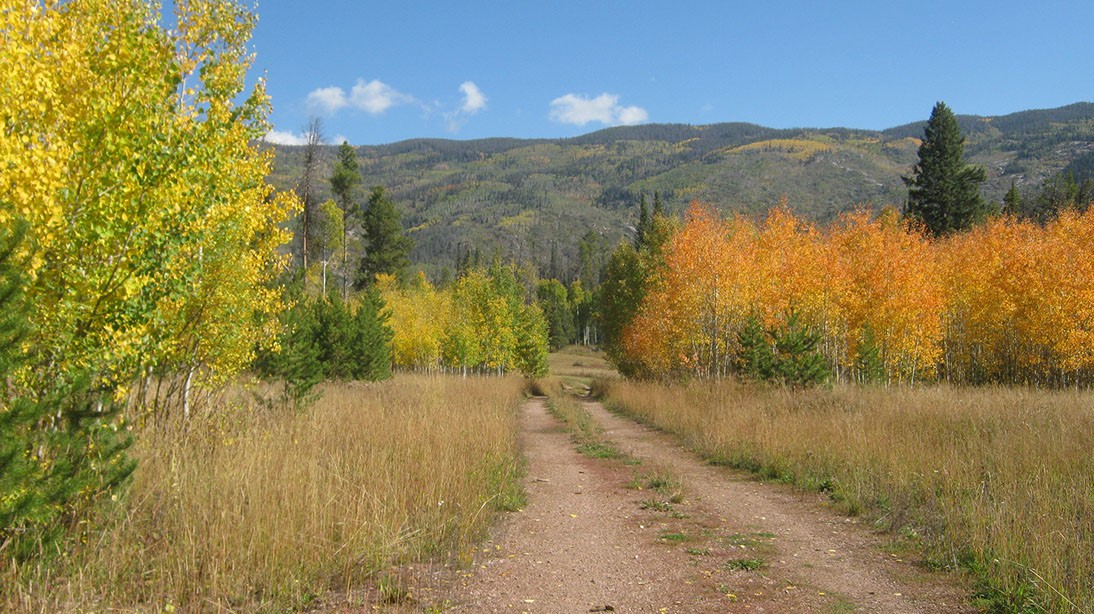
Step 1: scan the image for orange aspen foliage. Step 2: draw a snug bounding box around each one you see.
[618,198,1093,387]
[624,202,759,377]
[940,210,1094,385]
[827,208,944,383]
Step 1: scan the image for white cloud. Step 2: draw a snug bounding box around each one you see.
[549,93,648,127]
[350,79,415,114]
[445,81,488,133]
[458,81,487,114]
[617,105,649,125]
[263,129,308,146]
[306,86,349,115]
[262,129,348,146]
[301,78,487,135]
[305,79,415,116]
[350,78,413,113]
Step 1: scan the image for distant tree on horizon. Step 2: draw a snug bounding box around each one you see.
[1002,180,1022,216]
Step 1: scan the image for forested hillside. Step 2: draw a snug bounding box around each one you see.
[267,103,1094,278]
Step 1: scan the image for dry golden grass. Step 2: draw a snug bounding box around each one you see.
[602,379,1094,612]
[3,374,526,611]
[547,345,617,391]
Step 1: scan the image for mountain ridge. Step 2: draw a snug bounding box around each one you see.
[267,102,1094,279]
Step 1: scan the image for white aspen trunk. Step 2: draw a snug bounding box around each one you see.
[183,365,195,421]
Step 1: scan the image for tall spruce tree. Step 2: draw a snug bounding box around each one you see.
[598,242,645,375]
[902,102,987,236]
[329,141,361,298]
[536,278,575,350]
[635,194,649,248]
[1002,180,1022,216]
[356,186,412,288]
[1029,171,1082,223]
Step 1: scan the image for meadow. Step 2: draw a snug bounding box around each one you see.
[600,378,1094,612]
[2,375,526,611]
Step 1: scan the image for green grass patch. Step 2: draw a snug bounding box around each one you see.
[639,499,673,512]
[546,394,634,463]
[723,557,765,571]
[576,441,623,459]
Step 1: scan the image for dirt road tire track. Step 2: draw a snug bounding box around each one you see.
[446,396,972,613]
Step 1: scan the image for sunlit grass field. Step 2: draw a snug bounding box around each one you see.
[2,375,527,611]
[601,379,1094,612]
[547,345,618,392]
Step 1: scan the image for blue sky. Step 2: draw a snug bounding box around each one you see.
[250,1,1094,146]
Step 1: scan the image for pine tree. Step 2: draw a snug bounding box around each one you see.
[536,278,574,350]
[576,230,608,290]
[903,102,987,236]
[329,141,361,298]
[635,194,649,248]
[356,186,412,288]
[268,297,324,404]
[1079,178,1094,213]
[735,313,775,381]
[0,223,134,559]
[1031,171,1080,224]
[770,308,829,387]
[313,293,355,380]
[1002,180,1022,216]
[350,288,394,381]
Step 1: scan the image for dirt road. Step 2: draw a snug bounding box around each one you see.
[447,396,972,613]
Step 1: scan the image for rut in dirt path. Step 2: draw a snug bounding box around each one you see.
[449,396,972,613]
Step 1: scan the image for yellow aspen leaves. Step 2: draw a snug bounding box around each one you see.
[0,0,297,396]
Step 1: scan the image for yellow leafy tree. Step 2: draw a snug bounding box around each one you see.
[379,272,451,371]
[0,0,296,407]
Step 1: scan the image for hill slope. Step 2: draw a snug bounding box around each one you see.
[267,102,1094,279]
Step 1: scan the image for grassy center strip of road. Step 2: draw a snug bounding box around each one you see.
[536,380,974,612]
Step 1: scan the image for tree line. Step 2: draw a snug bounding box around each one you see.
[597,102,1094,387]
[268,118,552,397]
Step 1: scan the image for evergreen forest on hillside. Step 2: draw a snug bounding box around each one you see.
[268,102,1094,280]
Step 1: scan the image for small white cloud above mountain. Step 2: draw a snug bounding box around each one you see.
[305,86,349,115]
[459,81,487,114]
[350,79,415,114]
[262,129,347,146]
[306,79,416,116]
[262,129,308,145]
[445,81,489,132]
[548,93,648,127]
